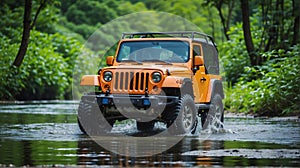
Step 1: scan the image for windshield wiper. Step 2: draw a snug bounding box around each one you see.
[120,59,142,64]
[142,59,172,65]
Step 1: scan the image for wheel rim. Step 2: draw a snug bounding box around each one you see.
[182,104,193,131]
[211,101,223,128]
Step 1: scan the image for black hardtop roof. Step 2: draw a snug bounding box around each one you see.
[121,31,217,48]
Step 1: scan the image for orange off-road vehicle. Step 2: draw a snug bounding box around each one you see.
[78,32,224,135]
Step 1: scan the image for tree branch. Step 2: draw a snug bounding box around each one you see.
[12,0,48,67]
[217,0,230,40]
[30,0,47,29]
[12,0,32,67]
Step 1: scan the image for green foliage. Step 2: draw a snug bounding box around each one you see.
[35,5,60,34]
[0,26,95,100]
[0,37,23,100]
[220,23,250,85]
[116,1,148,15]
[60,0,223,44]
[67,23,97,39]
[0,4,23,42]
[65,0,117,25]
[0,0,61,35]
[254,0,297,51]
[0,31,68,100]
[225,45,300,116]
[50,33,86,99]
[221,10,300,115]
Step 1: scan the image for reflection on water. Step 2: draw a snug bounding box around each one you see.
[0,140,77,166]
[0,101,299,167]
[76,138,224,167]
[1,137,298,167]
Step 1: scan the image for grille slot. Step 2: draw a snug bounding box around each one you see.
[114,72,149,92]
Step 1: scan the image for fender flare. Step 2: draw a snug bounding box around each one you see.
[181,78,194,97]
[207,79,224,102]
[162,77,194,97]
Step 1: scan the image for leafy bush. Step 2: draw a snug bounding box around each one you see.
[0,37,24,100]
[0,4,23,43]
[0,31,69,100]
[219,23,250,85]
[225,45,300,116]
[0,30,94,100]
[65,0,117,25]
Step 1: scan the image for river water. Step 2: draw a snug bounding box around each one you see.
[0,101,299,167]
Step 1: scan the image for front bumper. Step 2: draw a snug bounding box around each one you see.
[80,94,179,120]
[95,94,179,109]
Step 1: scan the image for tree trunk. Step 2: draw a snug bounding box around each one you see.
[226,0,235,34]
[216,0,230,41]
[241,0,259,66]
[278,0,285,49]
[12,0,47,67]
[12,0,32,67]
[292,0,300,45]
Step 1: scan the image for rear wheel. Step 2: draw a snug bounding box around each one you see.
[202,94,224,130]
[166,94,197,135]
[77,98,115,135]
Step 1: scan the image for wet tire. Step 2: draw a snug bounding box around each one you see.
[166,94,197,135]
[78,118,85,133]
[77,98,114,135]
[202,94,224,130]
[136,121,155,132]
[200,111,208,128]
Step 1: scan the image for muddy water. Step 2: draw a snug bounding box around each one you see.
[0,101,299,167]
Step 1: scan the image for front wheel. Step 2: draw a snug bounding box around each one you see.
[167,94,197,135]
[77,98,115,135]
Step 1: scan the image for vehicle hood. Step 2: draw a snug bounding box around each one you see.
[101,63,191,76]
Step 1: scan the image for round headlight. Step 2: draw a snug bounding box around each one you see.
[103,71,113,82]
[152,72,162,83]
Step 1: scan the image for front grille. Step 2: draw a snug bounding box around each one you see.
[113,72,150,93]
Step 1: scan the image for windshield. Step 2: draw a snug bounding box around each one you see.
[116,40,190,63]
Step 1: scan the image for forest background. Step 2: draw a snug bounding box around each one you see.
[0,0,299,116]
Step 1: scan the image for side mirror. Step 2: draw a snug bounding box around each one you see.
[194,55,204,66]
[106,56,114,66]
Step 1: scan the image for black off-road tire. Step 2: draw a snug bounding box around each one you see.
[202,94,224,130]
[136,121,155,132]
[200,111,208,128]
[77,98,114,135]
[166,94,197,135]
